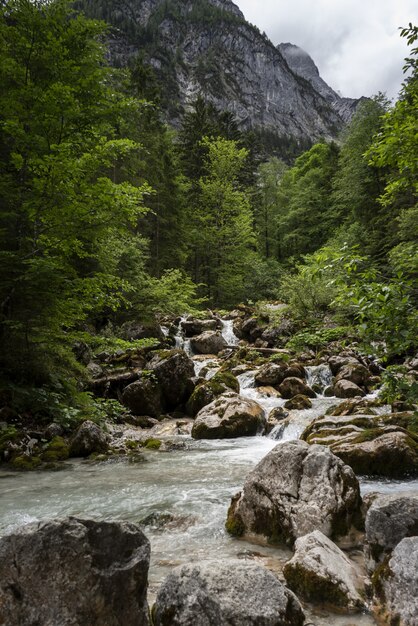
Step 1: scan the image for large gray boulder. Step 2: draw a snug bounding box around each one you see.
[148,350,195,409]
[192,393,265,440]
[0,517,150,626]
[152,560,305,626]
[372,537,418,626]
[182,318,218,337]
[283,530,365,611]
[226,440,361,545]
[190,331,227,355]
[335,362,371,387]
[122,377,163,417]
[69,420,109,457]
[364,493,418,573]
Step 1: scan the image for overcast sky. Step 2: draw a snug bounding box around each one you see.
[235,0,417,100]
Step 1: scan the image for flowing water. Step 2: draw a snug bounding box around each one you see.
[0,343,416,625]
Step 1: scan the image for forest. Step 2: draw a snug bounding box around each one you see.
[0,0,417,422]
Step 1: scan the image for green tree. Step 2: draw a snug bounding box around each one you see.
[189,137,256,306]
[0,0,150,383]
[254,157,288,258]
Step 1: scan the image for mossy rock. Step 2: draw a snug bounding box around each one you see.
[11,455,42,471]
[143,438,162,450]
[225,493,245,537]
[283,562,350,607]
[186,370,239,416]
[41,436,69,462]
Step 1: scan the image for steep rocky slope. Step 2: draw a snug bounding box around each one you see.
[80,0,360,142]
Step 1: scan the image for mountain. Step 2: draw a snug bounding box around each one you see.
[80,0,361,144]
[278,43,363,123]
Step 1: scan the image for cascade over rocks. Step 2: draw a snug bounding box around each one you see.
[283,530,365,611]
[69,420,109,457]
[190,331,227,355]
[182,318,219,337]
[372,537,418,626]
[0,518,151,626]
[364,493,418,573]
[192,392,265,439]
[226,440,361,544]
[152,560,305,626]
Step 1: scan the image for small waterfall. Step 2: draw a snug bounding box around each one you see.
[174,317,193,356]
[220,319,240,347]
[305,364,333,395]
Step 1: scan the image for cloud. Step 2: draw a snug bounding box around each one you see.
[235,0,418,99]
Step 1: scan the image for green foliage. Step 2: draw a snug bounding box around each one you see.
[286,327,353,353]
[380,366,418,406]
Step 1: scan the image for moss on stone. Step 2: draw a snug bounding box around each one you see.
[225,494,244,537]
[143,438,162,450]
[41,436,69,462]
[11,455,42,471]
[283,562,349,607]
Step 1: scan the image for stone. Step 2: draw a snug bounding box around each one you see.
[226,440,361,545]
[336,362,371,387]
[283,530,365,611]
[153,560,305,626]
[189,331,227,355]
[86,361,103,379]
[69,420,108,457]
[332,430,418,478]
[278,377,316,399]
[255,362,287,386]
[120,320,164,341]
[186,370,239,417]
[328,355,361,376]
[0,517,150,626]
[148,350,195,408]
[364,493,418,573]
[122,377,163,418]
[284,394,312,410]
[265,407,289,435]
[334,379,366,398]
[372,537,418,626]
[182,318,218,337]
[192,393,265,440]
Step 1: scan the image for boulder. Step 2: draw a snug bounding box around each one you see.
[69,420,108,457]
[226,440,361,544]
[192,393,265,440]
[148,350,195,408]
[266,407,289,434]
[186,370,239,417]
[332,430,418,477]
[327,398,379,416]
[152,560,305,626]
[190,331,227,355]
[284,394,312,410]
[302,413,418,478]
[328,355,361,376]
[0,518,150,626]
[372,537,418,626]
[364,493,418,573]
[182,318,218,337]
[278,377,316,399]
[336,362,371,387]
[122,377,163,418]
[120,320,164,341]
[283,530,364,611]
[255,363,287,386]
[334,379,366,398]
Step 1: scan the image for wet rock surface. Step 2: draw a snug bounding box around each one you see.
[153,560,305,626]
[226,440,361,545]
[364,493,418,573]
[283,530,365,611]
[0,517,150,626]
[192,393,265,439]
[69,420,109,458]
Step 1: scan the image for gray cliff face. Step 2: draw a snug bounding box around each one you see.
[278,42,362,123]
[86,0,355,142]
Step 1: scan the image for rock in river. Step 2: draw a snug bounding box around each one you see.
[190,331,227,355]
[192,392,265,440]
[153,560,305,626]
[372,537,418,626]
[0,517,150,626]
[283,530,365,611]
[226,440,361,544]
